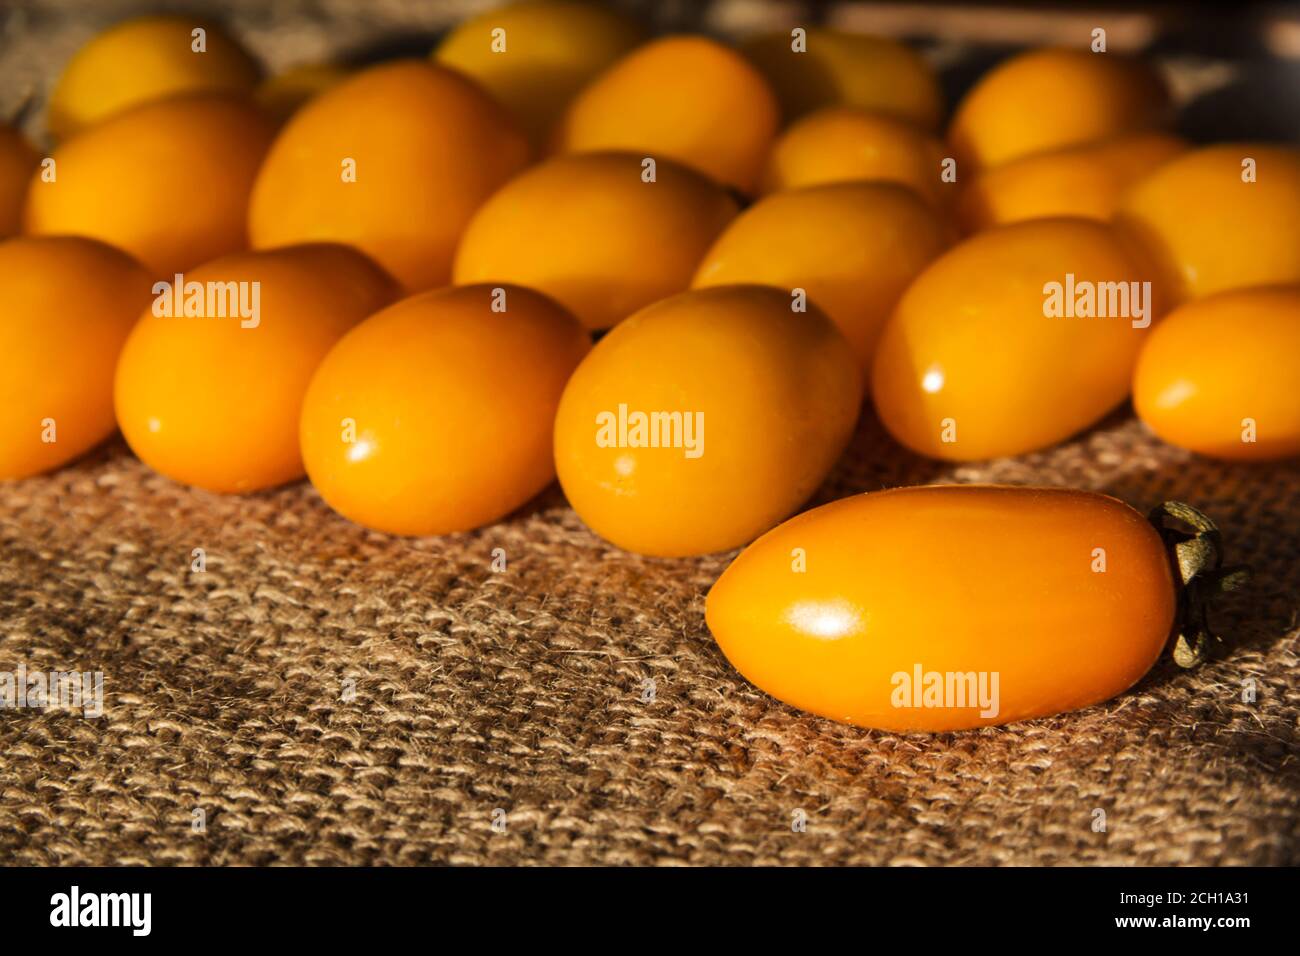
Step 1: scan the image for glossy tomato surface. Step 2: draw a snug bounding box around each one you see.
[1134,286,1300,461]
[455,152,738,330]
[871,217,1156,460]
[115,244,397,493]
[249,60,530,292]
[0,236,153,478]
[1116,144,1300,305]
[554,285,861,556]
[692,182,950,374]
[301,284,590,535]
[25,92,276,275]
[949,48,1170,171]
[553,36,779,194]
[706,485,1177,730]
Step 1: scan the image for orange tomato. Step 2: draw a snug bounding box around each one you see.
[552,35,779,194]
[300,284,590,535]
[0,236,153,479]
[553,286,861,557]
[1116,144,1300,306]
[434,0,645,144]
[957,132,1187,232]
[761,107,952,205]
[740,29,942,131]
[249,60,531,293]
[871,217,1156,460]
[1134,286,1300,461]
[949,48,1170,171]
[25,93,276,275]
[706,485,1177,730]
[47,14,260,141]
[114,245,397,493]
[0,123,39,237]
[454,152,738,330]
[692,182,950,374]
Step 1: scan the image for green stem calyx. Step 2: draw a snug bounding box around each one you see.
[1148,501,1250,668]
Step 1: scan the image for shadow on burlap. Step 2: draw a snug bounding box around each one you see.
[1,0,1297,866]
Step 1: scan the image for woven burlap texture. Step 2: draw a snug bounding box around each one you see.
[2,412,1297,866]
[1,1,1297,866]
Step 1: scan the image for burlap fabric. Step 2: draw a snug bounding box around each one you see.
[1,2,1297,866]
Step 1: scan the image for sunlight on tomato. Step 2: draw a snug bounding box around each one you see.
[249,60,530,292]
[692,182,950,374]
[949,48,1170,171]
[455,152,738,330]
[301,284,591,535]
[0,236,152,478]
[47,15,260,140]
[1134,285,1300,461]
[25,93,275,275]
[707,485,1176,730]
[114,245,397,493]
[553,35,779,194]
[554,285,861,557]
[871,217,1157,460]
[434,0,645,144]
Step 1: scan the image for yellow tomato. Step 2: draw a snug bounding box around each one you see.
[255,62,351,123]
[552,35,779,194]
[0,236,152,479]
[454,152,738,330]
[692,182,949,374]
[761,107,952,204]
[957,132,1187,232]
[741,29,942,130]
[1116,144,1300,305]
[706,485,1177,730]
[1134,286,1300,461]
[249,60,530,293]
[554,286,861,557]
[301,284,590,536]
[25,93,276,275]
[0,123,39,237]
[114,245,397,493]
[949,48,1170,171]
[47,15,260,141]
[435,0,645,144]
[871,218,1155,460]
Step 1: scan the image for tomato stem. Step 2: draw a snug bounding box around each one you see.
[1148,501,1250,668]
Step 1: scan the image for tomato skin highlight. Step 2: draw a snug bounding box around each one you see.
[1133,286,1300,461]
[706,485,1177,731]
